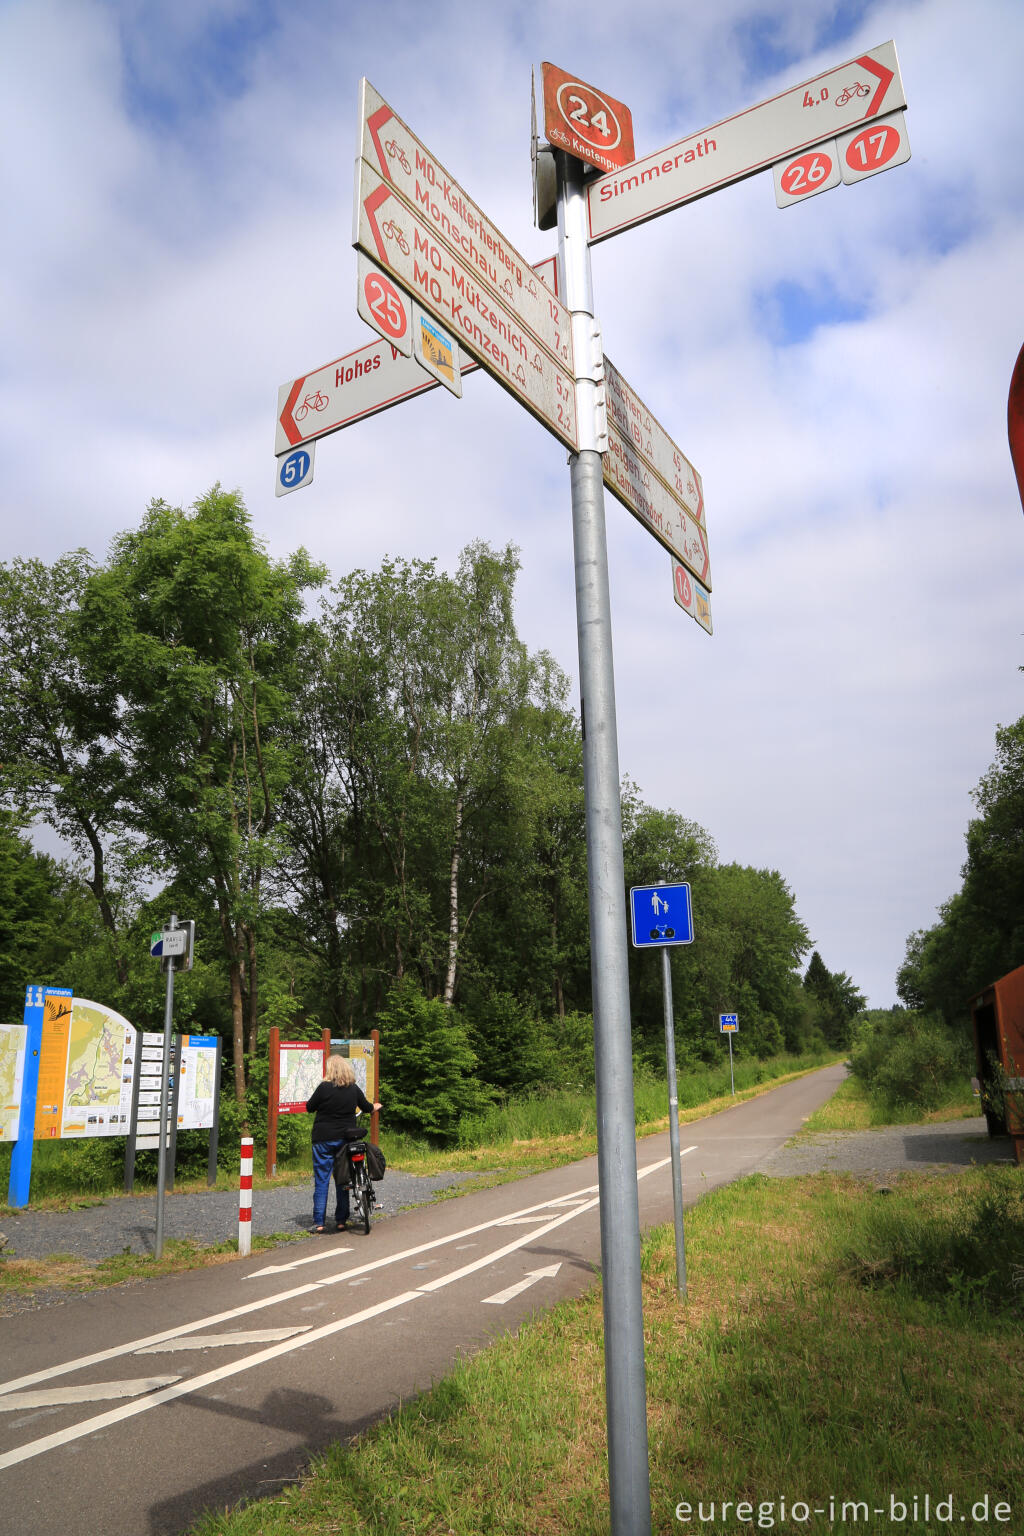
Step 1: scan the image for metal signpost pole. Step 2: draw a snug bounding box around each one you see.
[557,147,652,1536]
[154,913,178,1260]
[660,945,688,1298]
[729,1033,735,1096]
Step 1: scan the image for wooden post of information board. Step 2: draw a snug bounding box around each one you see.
[371,1027,380,1146]
[267,1024,280,1178]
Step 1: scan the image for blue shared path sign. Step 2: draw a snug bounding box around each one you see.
[629,883,694,948]
[720,1013,739,1032]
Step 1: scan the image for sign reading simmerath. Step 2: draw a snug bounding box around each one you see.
[586,40,906,242]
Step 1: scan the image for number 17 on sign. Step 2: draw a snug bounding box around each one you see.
[775,110,909,207]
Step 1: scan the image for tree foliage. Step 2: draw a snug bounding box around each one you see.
[898,715,1024,1028]
[0,490,850,1141]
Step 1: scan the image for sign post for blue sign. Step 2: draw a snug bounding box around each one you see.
[629,882,694,1299]
[719,1013,739,1095]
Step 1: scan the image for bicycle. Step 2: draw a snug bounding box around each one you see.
[337,1138,377,1234]
[835,82,870,106]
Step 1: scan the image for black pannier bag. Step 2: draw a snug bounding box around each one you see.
[332,1144,353,1187]
[365,1142,386,1181]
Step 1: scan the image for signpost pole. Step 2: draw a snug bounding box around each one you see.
[154,913,178,1261]
[557,147,652,1536]
[660,944,688,1299]
[729,1033,735,1096]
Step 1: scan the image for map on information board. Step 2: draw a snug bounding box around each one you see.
[330,1038,377,1099]
[177,1036,218,1130]
[0,1022,27,1140]
[34,997,137,1139]
[278,1041,326,1113]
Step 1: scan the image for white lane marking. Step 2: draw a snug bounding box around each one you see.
[0,1189,625,1470]
[0,1154,680,1404]
[136,1328,311,1354]
[495,1216,553,1226]
[245,1248,352,1278]
[0,1378,180,1412]
[482,1263,562,1305]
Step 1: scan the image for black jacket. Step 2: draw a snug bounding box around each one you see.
[305,1081,374,1142]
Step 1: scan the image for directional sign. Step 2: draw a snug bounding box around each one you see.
[275,257,560,456]
[354,160,579,452]
[275,443,314,496]
[773,142,841,207]
[836,109,911,184]
[671,558,712,635]
[358,79,574,373]
[357,252,413,355]
[587,40,906,242]
[719,1014,739,1033]
[629,884,694,948]
[540,62,635,174]
[604,358,704,526]
[774,109,909,207]
[603,426,711,585]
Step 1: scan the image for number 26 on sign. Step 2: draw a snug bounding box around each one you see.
[774,110,909,206]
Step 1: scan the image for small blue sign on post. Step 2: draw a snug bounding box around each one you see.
[719,1013,739,1032]
[629,883,694,947]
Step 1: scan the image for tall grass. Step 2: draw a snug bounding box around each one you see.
[189,1167,1024,1536]
[457,1051,835,1148]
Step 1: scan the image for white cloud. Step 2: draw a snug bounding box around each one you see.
[2,0,1022,1006]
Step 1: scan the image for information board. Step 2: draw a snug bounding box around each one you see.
[277,1039,327,1113]
[177,1036,219,1130]
[33,995,137,1140]
[329,1037,378,1100]
[0,1022,27,1141]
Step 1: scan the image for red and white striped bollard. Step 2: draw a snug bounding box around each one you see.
[238,1136,253,1257]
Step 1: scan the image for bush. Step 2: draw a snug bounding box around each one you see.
[849,1010,970,1109]
[377,978,492,1144]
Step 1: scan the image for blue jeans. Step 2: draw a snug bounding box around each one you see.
[312,1140,350,1227]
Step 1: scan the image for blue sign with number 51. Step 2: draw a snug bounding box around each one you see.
[276,445,314,497]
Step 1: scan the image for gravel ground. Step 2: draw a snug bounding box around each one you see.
[0,1166,482,1265]
[757,1115,1016,1180]
[2,1117,1014,1271]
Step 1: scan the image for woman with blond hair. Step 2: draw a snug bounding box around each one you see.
[305,1055,381,1233]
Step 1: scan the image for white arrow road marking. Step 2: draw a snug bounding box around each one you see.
[0,1150,687,1453]
[495,1216,555,1226]
[482,1264,562,1305]
[0,1378,180,1412]
[245,1248,352,1278]
[136,1328,311,1353]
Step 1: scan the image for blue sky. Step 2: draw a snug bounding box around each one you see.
[2,0,1023,1008]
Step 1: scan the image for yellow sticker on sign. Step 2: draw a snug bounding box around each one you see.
[412,304,463,398]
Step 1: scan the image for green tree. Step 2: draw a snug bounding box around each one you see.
[0,551,130,976]
[804,949,866,1049]
[77,487,324,1107]
[375,976,490,1141]
[897,715,1024,1026]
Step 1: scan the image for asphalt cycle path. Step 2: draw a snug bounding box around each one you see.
[0,1064,846,1536]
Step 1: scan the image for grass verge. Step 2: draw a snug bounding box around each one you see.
[0,1229,306,1300]
[188,1167,1024,1536]
[799,1073,980,1134]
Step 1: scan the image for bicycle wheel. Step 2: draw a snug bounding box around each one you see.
[355,1172,371,1234]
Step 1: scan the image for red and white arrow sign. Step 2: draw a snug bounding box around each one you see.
[587,39,906,242]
